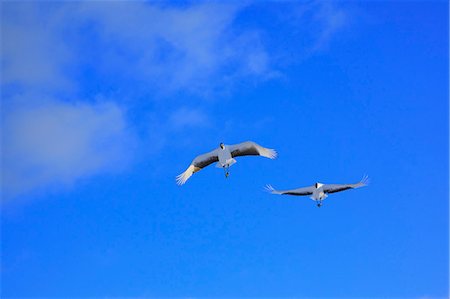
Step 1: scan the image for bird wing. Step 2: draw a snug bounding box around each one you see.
[176,149,219,185]
[323,175,369,194]
[265,184,314,196]
[229,141,277,159]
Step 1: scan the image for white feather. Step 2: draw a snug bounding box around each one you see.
[176,165,195,185]
[259,147,277,159]
[265,184,282,194]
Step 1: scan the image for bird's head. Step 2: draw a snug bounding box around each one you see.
[315,182,324,189]
[220,142,225,149]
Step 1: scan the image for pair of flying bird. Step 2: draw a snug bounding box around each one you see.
[176,141,368,207]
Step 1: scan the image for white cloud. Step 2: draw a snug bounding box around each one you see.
[1,1,347,97]
[1,2,275,96]
[1,98,135,199]
[1,2,74,91]
[312,2,348,50]
[77,1,272,94]
[168,107,210,131]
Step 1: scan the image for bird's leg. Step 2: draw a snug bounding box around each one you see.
[223,165,229,178]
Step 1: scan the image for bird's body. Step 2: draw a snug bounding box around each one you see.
[176,141,277,185]
[217,145,235,168]
[266,176,369,207]
[311,183,328,202]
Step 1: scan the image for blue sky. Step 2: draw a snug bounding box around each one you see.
[1,1,448,298]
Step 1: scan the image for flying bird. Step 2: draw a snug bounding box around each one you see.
[266,175,369,207]
[176,141,277,185]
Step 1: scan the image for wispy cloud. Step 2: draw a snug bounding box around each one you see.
[76,1,274,95]
[311,2,348,51]
[2,97,135,199]
[169,107,210,131]
[1,2,73,92]
[1,1,347,94]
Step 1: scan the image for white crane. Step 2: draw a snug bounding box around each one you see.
[176,141,277,185]
[266,175,369,207]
